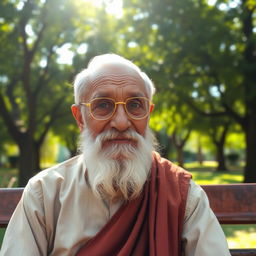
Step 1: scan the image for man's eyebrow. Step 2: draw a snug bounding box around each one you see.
[128,92,145,97]
[93,92,112,98]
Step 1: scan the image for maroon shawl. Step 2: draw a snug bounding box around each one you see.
[77,152,191,256]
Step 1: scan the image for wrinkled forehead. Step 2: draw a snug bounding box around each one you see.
[84,62,148,99]
[88,61,140,78]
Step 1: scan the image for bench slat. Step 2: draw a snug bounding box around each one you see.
[202,184,256,224]
[0,188,23,228]
[230,249,256,256]
[1,184,256,256]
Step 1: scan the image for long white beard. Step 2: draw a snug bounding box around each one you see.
[79,127,156,200]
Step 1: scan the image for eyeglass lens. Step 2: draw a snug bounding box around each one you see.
[90,98,149,119]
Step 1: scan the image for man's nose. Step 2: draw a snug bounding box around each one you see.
[110,104,131,131]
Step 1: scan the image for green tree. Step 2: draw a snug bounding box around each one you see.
[122,0,256,182]
[0,117,13,166]
[150,91,194,167]
[54,5,121,158]
[0,0,87,185]
[0,0,122,186]
[201,118,231,171]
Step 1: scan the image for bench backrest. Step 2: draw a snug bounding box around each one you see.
[201,184,256,256]
[0,184,256,255]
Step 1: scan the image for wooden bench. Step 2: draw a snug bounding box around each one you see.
[0,184,256,255]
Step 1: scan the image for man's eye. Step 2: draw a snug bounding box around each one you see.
[93,100,112,110]
[98,102,110,109]
[128,100,142,109]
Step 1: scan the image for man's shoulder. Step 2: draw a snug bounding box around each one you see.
[154,152,192,178]
[27,155,85,190]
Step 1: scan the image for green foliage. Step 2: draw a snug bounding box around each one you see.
[0,0,121,184]
[40,132,59,166]
[122,0,252,113]
[121,0,256,181]
[0,0,255,183]
[0,0,81,135]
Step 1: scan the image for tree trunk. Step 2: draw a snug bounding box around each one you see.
[197,137,203,165]
[177,146,184,167]
[216,142,228,172]
[34,142,41,171]
[241,1,256,182]
[214,124,229,172]
[244,118,256,182]
[171,129,191,168]
[18,136,39,187]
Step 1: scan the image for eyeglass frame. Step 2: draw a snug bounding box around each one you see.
[79,96,153,121]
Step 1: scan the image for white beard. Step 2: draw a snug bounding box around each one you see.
[79,127,156,200]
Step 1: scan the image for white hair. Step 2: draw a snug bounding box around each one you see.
[73,54,156,104]
[79,127,156,200]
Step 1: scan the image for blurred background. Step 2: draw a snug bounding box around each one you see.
[0,0,255,248]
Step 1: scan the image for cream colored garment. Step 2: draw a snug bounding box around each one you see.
[0,155,231,256]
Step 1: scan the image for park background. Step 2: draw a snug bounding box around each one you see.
[0,0,255,249]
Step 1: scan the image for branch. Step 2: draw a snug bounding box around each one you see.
[208,71,245,125]
[222,102,245,127]
[6,77,21,121]
[186,97,226,117]
[34,45,54,97]
[20,0,47,96]
[210,121,230,146]
[19,17,29,59]
[37,98,68,145]
[171,128,191,148]
[30,21,47,59]
[180,129,191,148]
[20,0,47,61]
[34,34,69,97]
[0,92,21,143]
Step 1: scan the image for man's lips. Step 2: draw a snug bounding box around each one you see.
[103,138,137,146]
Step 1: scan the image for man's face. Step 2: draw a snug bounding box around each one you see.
[72,63,153,148]
[71,62,155,199]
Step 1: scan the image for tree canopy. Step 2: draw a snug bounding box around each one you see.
[0,0,256,184]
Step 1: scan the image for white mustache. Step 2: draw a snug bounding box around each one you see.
[96,129,140,144]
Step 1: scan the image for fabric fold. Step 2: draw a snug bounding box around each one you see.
[77,152,191,256]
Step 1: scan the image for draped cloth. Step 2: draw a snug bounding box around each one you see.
[77,152,192,256]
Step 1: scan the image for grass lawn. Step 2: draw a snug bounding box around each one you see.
[0,167,18,188]
[0,162,255,249]
[0,229,5,247]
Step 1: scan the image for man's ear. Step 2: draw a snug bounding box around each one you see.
[149,104,154,113]
[71,104,84,132]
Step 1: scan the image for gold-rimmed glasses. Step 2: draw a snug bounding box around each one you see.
[79,97,152,121]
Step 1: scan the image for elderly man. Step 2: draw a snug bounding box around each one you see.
[1,54,231,256]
